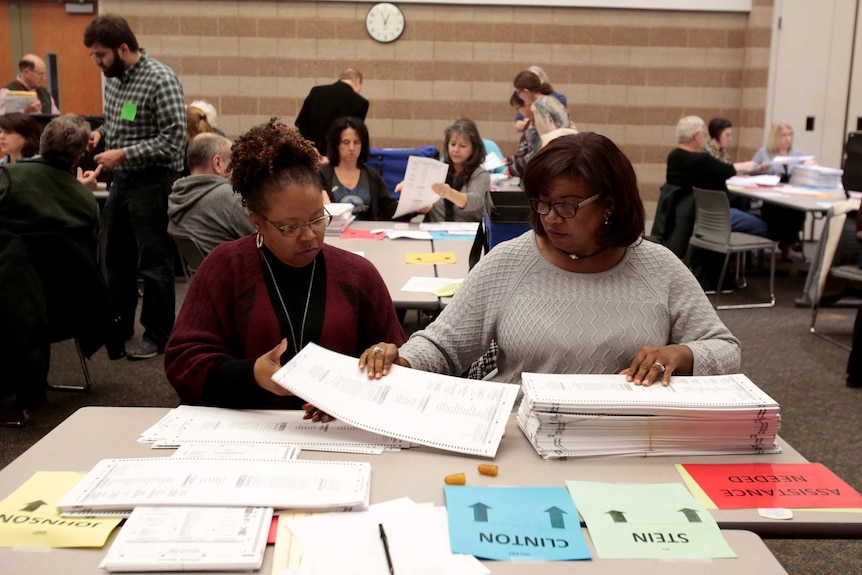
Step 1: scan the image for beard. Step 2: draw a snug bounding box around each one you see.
[102,49,126,78]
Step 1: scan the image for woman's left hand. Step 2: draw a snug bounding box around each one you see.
[302,403,335,423]
[620,344,693,387]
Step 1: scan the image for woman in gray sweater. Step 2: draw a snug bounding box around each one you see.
[361,133,740,388]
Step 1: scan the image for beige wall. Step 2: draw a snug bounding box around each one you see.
[104,0,773,203]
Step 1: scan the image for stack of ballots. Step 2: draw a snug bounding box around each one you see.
[325,203,356,235]
[790,165,844,190]
[516,373,781,460]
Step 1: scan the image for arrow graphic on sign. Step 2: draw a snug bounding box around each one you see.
[20,499,47,512]
[470,502,491,522]
[607,510,627,523]
[544,506,567,529]
[679,508,702,522]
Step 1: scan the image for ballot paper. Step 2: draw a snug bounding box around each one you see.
[393,156,449,218]
[272,343,519,457]
[139,405,415,454]
[99,506,272,572]
[2,90,37,113]
[518,373,781,459]
[56,458,371,514]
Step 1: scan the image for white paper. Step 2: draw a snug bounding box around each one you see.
[284,501,488,575]
[393,156,449,218]
[171,442,300,461]
[419,222,480,233]
[727,175,781,187]
[772,155,815,165]
[271,343,519,457]
[386,230,433,240]
[481,151,507,172]
[100,506,272,572]
[57,458,371,513]
[139,405,415,454]
[401,276,464,293]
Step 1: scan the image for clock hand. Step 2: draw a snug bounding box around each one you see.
[383,14,390,25]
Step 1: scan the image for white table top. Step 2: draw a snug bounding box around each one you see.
[0,406,794,574]
[726,181,855,213]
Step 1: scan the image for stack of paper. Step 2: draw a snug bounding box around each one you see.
[99,506,272,572]
[325,203,356,235]
[789,165,844,189]
[56,457,371,514]
[280,498,488,575]
[516,373,781,460]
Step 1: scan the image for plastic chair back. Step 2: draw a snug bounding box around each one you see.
[692,188,732,245]
[170,232,206,277]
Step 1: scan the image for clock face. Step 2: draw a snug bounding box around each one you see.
[365,3,405,43]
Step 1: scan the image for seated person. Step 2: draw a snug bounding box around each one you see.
[705,117,734,164]
[168,133,255,255]
[667,115,765,237]
[360,133,740,388]
[751,121,808,261]
[513,67,569,133]
[0,114,116,408]
[319,116,410,220]
[164,119,406,410]
[422,118,491,222]
[0,112,41,165]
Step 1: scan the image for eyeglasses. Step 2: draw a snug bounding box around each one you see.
[529,193,601,218]
[265,211,332,237]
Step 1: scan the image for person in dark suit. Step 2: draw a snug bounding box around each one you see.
[295,68,369,156]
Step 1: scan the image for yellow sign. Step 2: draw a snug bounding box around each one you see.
[405,251,456,264]
[0,471,122,548]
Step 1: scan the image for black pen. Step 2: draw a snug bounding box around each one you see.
[378,522,394,575]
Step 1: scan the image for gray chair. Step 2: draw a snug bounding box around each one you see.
[170,231,206,280]
[688,187,777,309]
[808,198,862,348]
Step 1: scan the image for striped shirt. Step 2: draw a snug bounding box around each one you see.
[100,50,186,175]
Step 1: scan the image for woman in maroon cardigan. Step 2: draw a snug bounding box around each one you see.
[164,119,406,411]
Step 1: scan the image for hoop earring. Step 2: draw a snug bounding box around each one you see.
[256,232,264,248]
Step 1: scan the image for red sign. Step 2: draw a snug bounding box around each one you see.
[682,463,862,509]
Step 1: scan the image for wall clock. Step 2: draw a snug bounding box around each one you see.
[365,3,405,43]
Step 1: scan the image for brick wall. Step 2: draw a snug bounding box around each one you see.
[105,0,773,204]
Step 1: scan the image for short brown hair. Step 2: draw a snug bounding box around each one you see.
[523,132,645,247]
[39,114,91,169]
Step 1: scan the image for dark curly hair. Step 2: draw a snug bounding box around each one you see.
[228,118,320,214]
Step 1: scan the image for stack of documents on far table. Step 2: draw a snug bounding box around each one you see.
[789,165,844,190]
[517,373,781,460]
[324,202,356,235]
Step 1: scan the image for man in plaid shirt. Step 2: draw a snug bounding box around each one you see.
[84,14,186,360]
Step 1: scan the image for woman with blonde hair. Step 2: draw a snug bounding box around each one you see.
[752,121,808,260]
[186,105,214,145]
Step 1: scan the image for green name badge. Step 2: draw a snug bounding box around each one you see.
[121,101,138,122]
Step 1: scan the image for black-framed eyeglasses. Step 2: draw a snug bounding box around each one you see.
[265,211,332,237]
[529,193,601,218]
